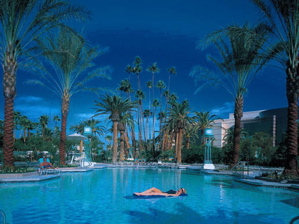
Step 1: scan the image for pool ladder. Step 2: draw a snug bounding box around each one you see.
[0,209,7,224]
[290,216,299,224]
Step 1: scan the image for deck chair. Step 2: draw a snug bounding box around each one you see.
[38,157,59,175]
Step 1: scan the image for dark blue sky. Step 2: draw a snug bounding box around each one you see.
[0,0,287,132]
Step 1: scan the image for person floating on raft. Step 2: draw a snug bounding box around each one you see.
[134,187,187,197]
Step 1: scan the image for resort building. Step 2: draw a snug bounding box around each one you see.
[212,108,288,148]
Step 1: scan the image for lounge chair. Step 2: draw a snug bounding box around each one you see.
[38,157,59,175]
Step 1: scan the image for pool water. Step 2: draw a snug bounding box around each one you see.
[0,168,298,224]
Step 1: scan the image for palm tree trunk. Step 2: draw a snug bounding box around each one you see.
[232,96,243,166]
[119,130,125,161]
[59,95,69,166]
[175,131,179,162]
[3,97,15,167]
[284,72,299,176]
[3,50,17,167]
[186,137,190,149]
[112,121,119,163]
[177,129,183,164]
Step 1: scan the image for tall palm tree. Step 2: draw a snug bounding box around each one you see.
[168,100,191,163]
[152,99,160,147]
[135,89,145,148]
[118,78,136,153]
[28,29,110,165]
[143,109,152,140]
[147,62,160,107]
[0,0,87,167]
[200,24,269,166]
[119,79,133,98]
[118,113,133,161]
[94,95,134,163]
[168,67,177,92]
[251,0,299,175]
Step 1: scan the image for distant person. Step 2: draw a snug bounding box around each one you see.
[134,187,187,197]
[39,155,54,169]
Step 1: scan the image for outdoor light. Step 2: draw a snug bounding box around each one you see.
[203,128,215,170]
[84,126,92,136]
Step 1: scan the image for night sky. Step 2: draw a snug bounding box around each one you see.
[0,0,287,133]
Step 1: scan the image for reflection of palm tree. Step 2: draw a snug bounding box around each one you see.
[0,0,87,167]
[251,0,299,175]
[30,29,109,165]
[204,24,268,166]
[94,95,134,163]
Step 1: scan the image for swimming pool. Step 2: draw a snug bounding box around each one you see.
[0,168,298,224]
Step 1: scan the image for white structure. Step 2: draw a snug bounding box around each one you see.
[212,110,264,148]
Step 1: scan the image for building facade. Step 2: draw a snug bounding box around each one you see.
[212,108,288,148]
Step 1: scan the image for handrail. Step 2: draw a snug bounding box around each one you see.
[290,216,299,224]
[0,209,7,224]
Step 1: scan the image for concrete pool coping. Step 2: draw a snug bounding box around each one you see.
[1,165,298,191]
[0,174,60,183]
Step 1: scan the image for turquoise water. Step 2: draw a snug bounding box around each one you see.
[0,168,298,224]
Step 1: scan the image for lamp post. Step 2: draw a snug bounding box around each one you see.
[203,128,215,170]
[82,126,92,166]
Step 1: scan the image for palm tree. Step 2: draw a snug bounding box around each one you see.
[118,113,134,161]
[168,67,177,92]
[152,99,160,150]
[39,115,49,139]
[147,62,160,104]
[199,24,269,166]
[168,100,191,163]
[0,0,87,167]
[119,79,133,98]
[28,28,109,165]
[127,56,143,89]
[87,119,105,136]
[119,78,136,153]
[135,89,145,148]
[193,112,217,144]
[53,115,61,136]
[94,95,134,163]
[143,109,152,140]
[250,0,299,175]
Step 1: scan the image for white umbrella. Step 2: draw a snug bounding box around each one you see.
[67,133,87,153]
[67,133,87,141]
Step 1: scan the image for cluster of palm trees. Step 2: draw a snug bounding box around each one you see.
[0,0,109,167]
[191,0,299,175]
[1,1,298,176]
[94,84,217,163]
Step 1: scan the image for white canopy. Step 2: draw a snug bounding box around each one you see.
[67,133,87,141]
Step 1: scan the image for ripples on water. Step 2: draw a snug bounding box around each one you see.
[0,168,298,224]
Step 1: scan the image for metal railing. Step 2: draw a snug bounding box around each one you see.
[0,209,7,224]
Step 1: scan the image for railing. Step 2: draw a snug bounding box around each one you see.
[230,161,251,178]
[290,216,299,224]
[0,209,7,224]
